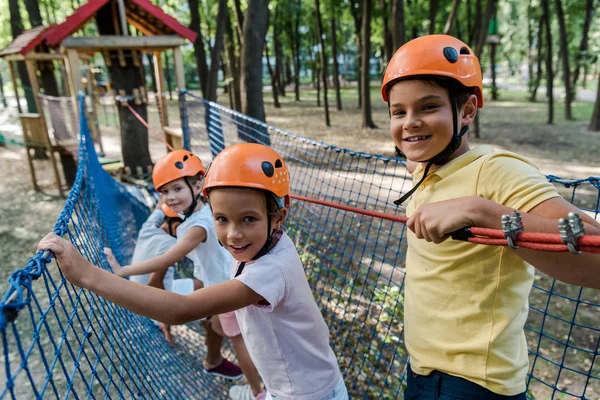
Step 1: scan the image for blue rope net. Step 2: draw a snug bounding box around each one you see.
[1,91,599,399]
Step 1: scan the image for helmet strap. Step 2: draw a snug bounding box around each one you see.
[183,177,200,220]
[393,96,468,206]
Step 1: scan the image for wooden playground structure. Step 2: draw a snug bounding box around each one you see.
[0,0,196,196]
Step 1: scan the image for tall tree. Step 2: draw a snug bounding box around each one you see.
[428,0,439,34]
[314,0,331,126]
[206,0,227,101]
[361,0,376,128]
[265,41,281,108]
[95,4,152,171]
[330,0,342,110]
[391,0,405,51]
[349,0,362,108]
[289,0,302,101]
[529,12,544,102]
[590,73,600,131]
[571,0,594,93]
[541,0,553,124]
[553,0,572,120]
[8,0,36,113]
[443,0,461,35]
[24,0,60,97]
[379,0,392,61]
[273,5,285,97]
[188,0,209,98]
[241,0,270,124]
[224,8,242,111]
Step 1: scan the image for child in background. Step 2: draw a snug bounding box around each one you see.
[38,143,348,400]
[382,34,600,399]
[103,203,201,345]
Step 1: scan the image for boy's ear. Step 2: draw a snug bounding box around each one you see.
[461,94,478,127]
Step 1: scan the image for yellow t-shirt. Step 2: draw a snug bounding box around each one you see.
[405,145,560,396]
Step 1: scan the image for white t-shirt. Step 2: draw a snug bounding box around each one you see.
[130,210,175,288]
[176,204,231,287]
[234,232,340,400]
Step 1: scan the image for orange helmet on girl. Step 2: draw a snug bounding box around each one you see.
[152,150,206,191]
[202,143,290,208]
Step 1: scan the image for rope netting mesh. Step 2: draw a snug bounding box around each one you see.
[0,91,598,399]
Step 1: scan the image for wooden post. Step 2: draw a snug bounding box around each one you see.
[8,61,23,114]
[173,47,186,92]
[86,60,104,154]
[25,59,65,197]
[153,50,169,127]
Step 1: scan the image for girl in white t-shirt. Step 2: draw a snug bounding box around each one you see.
[37,144,348,400]
[103,150,264,396]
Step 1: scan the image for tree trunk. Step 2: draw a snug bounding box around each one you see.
[273,6,285,97]
[293,0,301,101]
[554,0,572,120]
[233,0,245,45]
[474,0,496,58]
[206,0,227,102]
[529,16,544,102]
[469,0,482,46]
[241,0,270,125]
[0,71,7,107]
[589,73,600,131]
[315,0,331,126]
[330,11,343,110]
[379,0,392,62]
[428,0,439,34]
[265,42,281,108]
[9,0,36,113]
[24,0,60,97]
[349,0,362,108]
[490,43,498,100]
[225,8,242,111]
[361,0,376,128]
[391,0,405,51]
[443,0,461,35]
[146,54,157,93]
[541,0,554,124]
[188,0,209,98]
[571,0,594,92]
[95,4,152,172]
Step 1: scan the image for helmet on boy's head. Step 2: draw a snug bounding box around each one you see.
[152,150,206,190]
[381,34,483,108]
[202,143,290,207]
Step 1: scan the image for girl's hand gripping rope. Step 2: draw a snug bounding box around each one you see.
[37,233,97,288]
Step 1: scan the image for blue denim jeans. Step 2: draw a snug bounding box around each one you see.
[404,365,527,400]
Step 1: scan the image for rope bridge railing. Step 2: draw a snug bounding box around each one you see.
[0,91,599,399]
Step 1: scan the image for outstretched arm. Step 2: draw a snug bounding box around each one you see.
[114,226,207,277]
[37,233,262,325]
[407,196,600,288]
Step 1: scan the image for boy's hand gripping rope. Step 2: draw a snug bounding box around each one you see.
[290,194,600,254]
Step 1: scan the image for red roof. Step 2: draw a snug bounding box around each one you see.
[0,25,56,56]
[45,0,196,47]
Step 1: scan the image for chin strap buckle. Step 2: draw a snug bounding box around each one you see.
[558,212,585,255]
[502,210,523,250]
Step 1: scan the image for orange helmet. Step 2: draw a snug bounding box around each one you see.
[161,203,180,218]
[381,35,483,108]
[202,143,290,201]
[152,150,206,190]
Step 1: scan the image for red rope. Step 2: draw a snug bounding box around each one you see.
[122,101,175,152]
[290,194,600,254]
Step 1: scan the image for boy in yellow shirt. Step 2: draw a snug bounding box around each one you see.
[382,35,600,399]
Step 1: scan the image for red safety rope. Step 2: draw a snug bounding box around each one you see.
[290,194,600,254]
[122,101,175,152]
